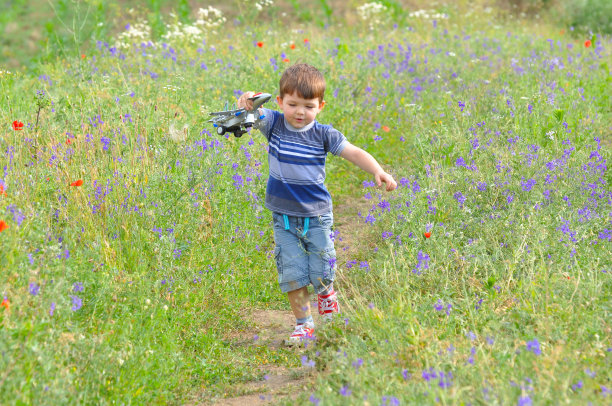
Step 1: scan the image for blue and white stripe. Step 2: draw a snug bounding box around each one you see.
[257,108,347,216]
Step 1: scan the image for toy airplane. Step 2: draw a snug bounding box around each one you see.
[209,92,272,137]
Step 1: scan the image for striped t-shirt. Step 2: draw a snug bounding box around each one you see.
[256,108,348,217]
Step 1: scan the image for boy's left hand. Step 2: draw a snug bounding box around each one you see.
[375,171,397,191]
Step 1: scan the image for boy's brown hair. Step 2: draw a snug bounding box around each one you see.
[279,63,326,103]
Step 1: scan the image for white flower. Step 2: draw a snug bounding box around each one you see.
[169,123,189,143]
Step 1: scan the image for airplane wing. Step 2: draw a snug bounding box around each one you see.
[209,108,245,116]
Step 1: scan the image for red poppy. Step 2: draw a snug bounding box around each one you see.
[81,54,86,59]
[12,121,24,130]
[70,179,84,187]
[382,125,390,132]
[304,38,309,43]
[424,232,431,238]
[0,220,8,232]
[66,139,72,145]
[0,298,8,309]
[0,184,5,196]
[584,40,591,47]
[257,41,264,48]
[290,43,296,50]
[283,58,290,63]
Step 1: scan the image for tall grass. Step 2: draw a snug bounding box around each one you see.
[1,1,610,404]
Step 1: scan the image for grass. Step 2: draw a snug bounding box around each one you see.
[0,1,610,404]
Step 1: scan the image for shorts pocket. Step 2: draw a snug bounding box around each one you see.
[320,247,337,282]
[274,245,282,277]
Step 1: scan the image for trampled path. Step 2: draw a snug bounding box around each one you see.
[200,193,372,404]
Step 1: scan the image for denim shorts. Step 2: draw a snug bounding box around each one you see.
[272,212,337,294]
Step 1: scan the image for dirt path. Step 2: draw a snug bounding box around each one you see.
[200,193,371,405]
[200,309,320,405]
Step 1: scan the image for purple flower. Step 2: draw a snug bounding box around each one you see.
[382,231,393,240]
[71,295,83,311]
[73,282,84,292]
[301,356,315,368]
[599,229,611,241]
[100,136,111,151]
[339,385,351,397]
[526,339,541,355]
[453,192,467,207]
[49,302,56,316]
[412,250,430,274]
[29,282,40,296]
[571,380,583,391]
[521,178,536,192]
[378,200,391,212]
[328,257,337,269]
[518,395,532,406]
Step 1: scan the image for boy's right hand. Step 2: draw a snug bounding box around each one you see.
[237,91,255,110]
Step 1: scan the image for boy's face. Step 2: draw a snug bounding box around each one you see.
[276,92,325,129]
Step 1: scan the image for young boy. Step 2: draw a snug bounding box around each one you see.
[238,63,397,345]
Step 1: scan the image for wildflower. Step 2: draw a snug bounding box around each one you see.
[309,394,320,405]
[257,41,264,47]
[0,220,7,232]
[29,282,40,296]
[70,179,84,187]
[0,184,5,196]
[12,120,24,130]
[339,385,351,396]
[283,58,290,63]
[584,40,591,47]
[381,125,390,132]
[424,232,431,238]
[71,295,83,311]
[73,282,84,292]
[526,338,541,355]
[301,355,315,368]
[1,297,9,309]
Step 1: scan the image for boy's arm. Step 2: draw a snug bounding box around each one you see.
[340,143,397,191]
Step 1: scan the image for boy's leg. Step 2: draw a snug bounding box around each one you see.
[303,213,340,320]
[287,286,311,320]
[272,213,314,344]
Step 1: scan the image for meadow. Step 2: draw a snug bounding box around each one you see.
[0,1,610,404]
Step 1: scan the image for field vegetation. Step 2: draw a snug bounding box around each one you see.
[0,0,610,404]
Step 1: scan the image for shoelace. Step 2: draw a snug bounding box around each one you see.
[318,294,338,313]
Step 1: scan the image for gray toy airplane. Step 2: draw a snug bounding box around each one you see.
[209,92,272,137]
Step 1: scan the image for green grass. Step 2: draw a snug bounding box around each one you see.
[1,1,610,404]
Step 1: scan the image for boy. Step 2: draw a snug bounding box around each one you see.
[238,63,397,345]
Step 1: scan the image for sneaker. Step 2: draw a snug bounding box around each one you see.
[318,290,339,321]
[286,322,315,346]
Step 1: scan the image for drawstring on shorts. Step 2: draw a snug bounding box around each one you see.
[282,214,309,237]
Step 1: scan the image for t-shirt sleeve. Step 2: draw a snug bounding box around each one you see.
[253,107,278,141]
[325,126,348,156]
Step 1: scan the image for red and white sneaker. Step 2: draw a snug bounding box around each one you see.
[286,322,315,346]
[318,290,339,321]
